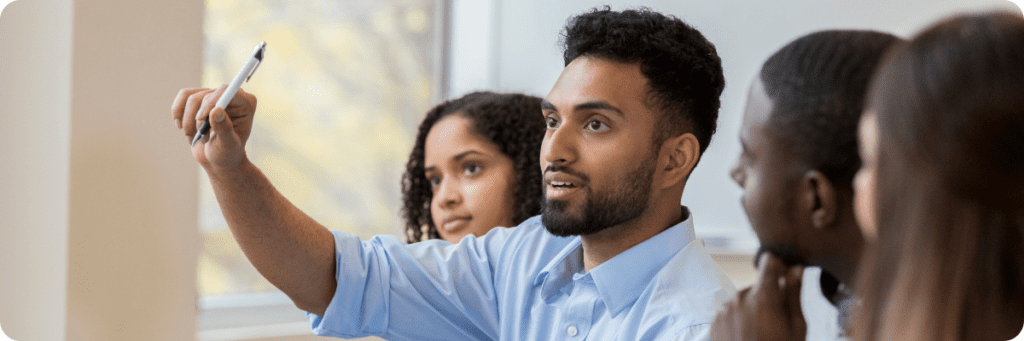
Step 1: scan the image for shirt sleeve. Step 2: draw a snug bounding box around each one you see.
[307,226,514,340]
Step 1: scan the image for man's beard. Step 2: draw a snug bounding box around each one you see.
[541,152,657,237]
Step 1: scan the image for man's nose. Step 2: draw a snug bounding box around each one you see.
[541,125,578,168]
[729,158,745,187]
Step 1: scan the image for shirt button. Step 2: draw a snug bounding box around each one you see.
[567,326,578,336]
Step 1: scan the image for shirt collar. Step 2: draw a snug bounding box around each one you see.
[533,236,584,301]
[533,207,697,316]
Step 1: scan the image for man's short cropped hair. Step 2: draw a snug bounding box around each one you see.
[760,30,900,186]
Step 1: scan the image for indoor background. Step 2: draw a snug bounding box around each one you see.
[1,0,1019,340]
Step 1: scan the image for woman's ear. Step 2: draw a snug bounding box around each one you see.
[658,133,700,190]
[802,170,838,229]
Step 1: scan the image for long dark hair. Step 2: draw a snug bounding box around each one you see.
[401,92,545,243]
[854,11,1024,340]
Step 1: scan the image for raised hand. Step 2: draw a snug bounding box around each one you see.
[170,85,258,173]
[711,252,806,341]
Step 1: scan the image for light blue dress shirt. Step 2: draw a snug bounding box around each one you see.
[308,208,736,340]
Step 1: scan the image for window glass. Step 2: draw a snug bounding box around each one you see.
[200,0,439,297]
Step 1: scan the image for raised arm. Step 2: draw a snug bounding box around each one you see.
[171,86,335,315]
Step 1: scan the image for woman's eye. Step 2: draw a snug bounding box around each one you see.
[428,176,441,188]
[546,116,559,129]
[587,120,608,132]
[463,164,481,176]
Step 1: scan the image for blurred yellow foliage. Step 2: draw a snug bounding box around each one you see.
[198,0,438,297]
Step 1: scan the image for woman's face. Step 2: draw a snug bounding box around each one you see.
[854,112,879,242]
[424,115,518,243]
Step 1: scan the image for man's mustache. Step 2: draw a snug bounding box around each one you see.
[543,164,591,185]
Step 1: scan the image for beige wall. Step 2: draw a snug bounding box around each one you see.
[1,0,203,340]
[0,0,73,340]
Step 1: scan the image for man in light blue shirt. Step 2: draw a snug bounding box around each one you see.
[172,6,734,340]
[310,210,733,340]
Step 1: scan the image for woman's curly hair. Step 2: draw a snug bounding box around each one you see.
[402,92,545,243]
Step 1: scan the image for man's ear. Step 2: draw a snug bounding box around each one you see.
[658,133,700,190]
[802,170,837,229]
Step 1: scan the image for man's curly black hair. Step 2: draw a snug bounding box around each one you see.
[402,91,545,243]
[560,6,725,157]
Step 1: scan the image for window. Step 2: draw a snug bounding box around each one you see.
[197,2,442,337]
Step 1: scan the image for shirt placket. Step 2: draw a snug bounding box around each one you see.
[560,274,598,340]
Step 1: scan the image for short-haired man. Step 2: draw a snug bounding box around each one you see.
[173,7,734,340]
[711,30,901,340]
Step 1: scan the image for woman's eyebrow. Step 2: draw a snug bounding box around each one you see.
[425,150,488,173]
[452,150,485,162]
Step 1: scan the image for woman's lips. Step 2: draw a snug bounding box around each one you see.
[442,216,471,231]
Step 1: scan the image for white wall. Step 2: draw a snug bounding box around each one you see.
[451,0,1021,251]
[447,0,501,97]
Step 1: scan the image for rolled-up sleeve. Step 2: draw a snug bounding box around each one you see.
[308,227,513,340]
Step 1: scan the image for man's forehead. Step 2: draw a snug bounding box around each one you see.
[544,56,648,112]
[742,78,774,128]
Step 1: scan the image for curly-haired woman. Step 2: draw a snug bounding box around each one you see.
[402,91,545,243]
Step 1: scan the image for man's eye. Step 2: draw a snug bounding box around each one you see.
[587,120,608,132]
[463,164,481,176]
[546,116,559,129]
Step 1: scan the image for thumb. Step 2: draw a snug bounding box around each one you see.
[753,252,788,301]
[208,107,241,153]
[783,265,805,318]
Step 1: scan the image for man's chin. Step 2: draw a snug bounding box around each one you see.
[541,201,597,237]
[541,204,577,236]
[755,244,806,267]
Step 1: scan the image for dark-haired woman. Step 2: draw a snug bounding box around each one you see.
[852,11,1024,341]
[402,91,545,244]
